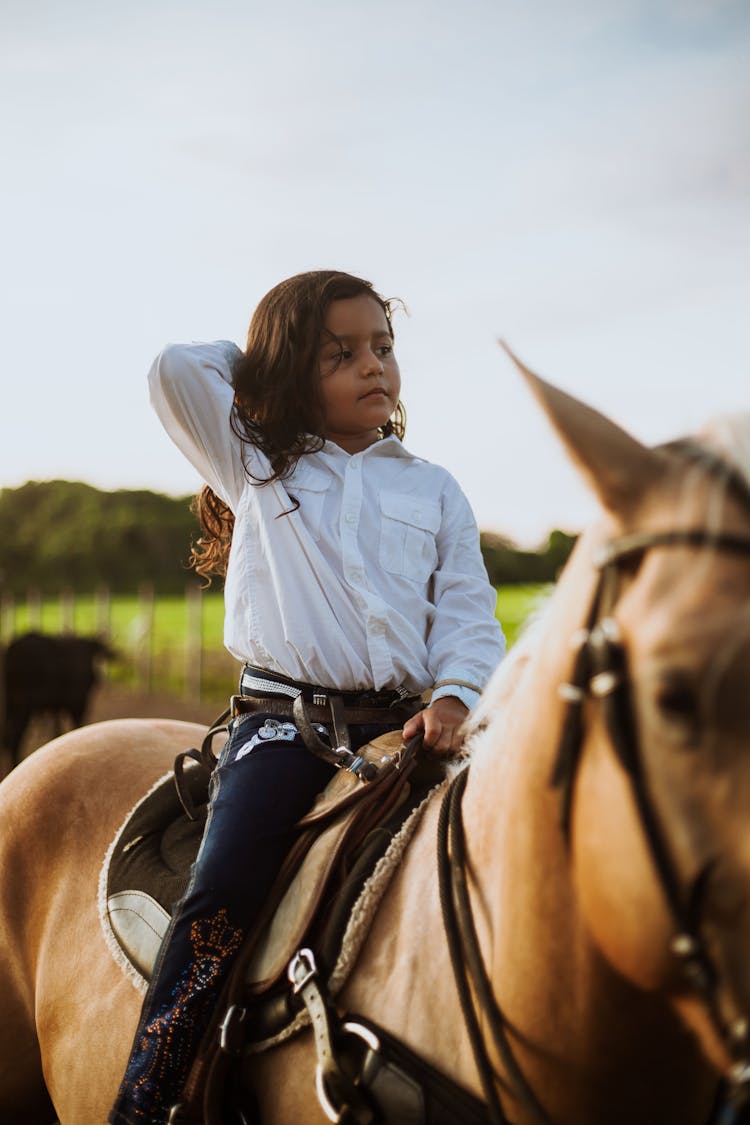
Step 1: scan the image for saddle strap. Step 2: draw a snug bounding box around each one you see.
[288,948,376,1124]
[288,947,492,1125]
[174,710,232,821]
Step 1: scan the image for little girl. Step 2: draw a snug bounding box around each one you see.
[109,270,505,1124]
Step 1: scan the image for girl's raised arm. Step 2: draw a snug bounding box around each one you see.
[148,340,248,512]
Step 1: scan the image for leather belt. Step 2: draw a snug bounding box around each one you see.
[231,694,421,729]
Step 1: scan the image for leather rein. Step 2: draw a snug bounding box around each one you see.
[438,527,750,1125]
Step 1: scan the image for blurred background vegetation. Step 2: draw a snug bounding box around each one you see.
[0,480,576,596]
[0,480,198,595]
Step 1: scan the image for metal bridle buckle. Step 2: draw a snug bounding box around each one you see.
[288,947,318,994]
[589,671,620,697]
[731,1061,750,1087]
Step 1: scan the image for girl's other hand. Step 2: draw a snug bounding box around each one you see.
[402,696,469,755]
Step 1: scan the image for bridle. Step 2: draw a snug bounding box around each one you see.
[439,525,750,1125]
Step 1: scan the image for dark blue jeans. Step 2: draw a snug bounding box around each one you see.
[109,712,393,1125]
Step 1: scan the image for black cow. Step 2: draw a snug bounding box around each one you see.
[1,632,114,767]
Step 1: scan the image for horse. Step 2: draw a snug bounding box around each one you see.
[1,353,750,1125]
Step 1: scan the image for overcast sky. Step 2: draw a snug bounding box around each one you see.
[1,0,748,544]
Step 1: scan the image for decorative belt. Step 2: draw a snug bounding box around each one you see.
[239,664,421,710]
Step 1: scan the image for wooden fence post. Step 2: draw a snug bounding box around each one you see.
[94,585,112,681]
[95,585,111,639]
[0,589,8,740]
[0,592,14,644]
[185,583,203,702]
[60,588,75,634]
[27,588,42,631]
[137,582,155,692]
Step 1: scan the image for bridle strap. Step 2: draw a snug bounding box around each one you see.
[439,525,750,1123]
[437,770,551,1125]
[552,528,750,838]
[593,529,750,568]
[554,526,750,1093]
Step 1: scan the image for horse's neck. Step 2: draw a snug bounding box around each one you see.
[462,525,601,918]
[459,528,718,1124]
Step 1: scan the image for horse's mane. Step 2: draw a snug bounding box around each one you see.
[663,412,750,506]
[462,594,552,755]
[681,412,750,730]
[697,413,750,489]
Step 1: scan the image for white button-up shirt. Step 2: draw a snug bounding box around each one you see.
[149,342,505,710]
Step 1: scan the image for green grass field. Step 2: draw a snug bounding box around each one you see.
[494,584,550,648]
[4,584,549,700]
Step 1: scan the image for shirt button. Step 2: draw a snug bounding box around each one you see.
[371,621,385,636]
[349,568,363,583]
[345,512,357,525]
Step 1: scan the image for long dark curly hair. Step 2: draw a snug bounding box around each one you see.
[190,270,406,581]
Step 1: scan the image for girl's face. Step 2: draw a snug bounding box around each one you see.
[319,295,401,455]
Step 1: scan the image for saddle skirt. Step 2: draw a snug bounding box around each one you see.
[99,731,443,1043]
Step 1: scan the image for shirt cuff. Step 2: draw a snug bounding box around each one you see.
[213,339,244,377]
[431,683,481,712]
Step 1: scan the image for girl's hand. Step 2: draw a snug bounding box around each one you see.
[402,696,469,755]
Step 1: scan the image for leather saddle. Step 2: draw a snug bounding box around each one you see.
[103,731,444,1021]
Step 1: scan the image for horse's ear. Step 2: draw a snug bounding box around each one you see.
[500,341,665,517]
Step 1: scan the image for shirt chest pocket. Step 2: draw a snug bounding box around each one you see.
[379,491,441,583]
[286,466,331,541]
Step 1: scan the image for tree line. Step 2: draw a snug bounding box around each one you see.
[0,480,576,595]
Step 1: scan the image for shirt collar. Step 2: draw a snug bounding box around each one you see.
[319,434,416,461]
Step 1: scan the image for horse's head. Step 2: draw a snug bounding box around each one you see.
[504,346,750,1082]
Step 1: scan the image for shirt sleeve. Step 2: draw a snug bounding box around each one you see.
[427,473,506,710]
[147,341,249,512]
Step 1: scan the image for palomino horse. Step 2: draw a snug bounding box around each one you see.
[1,357,750,1125]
